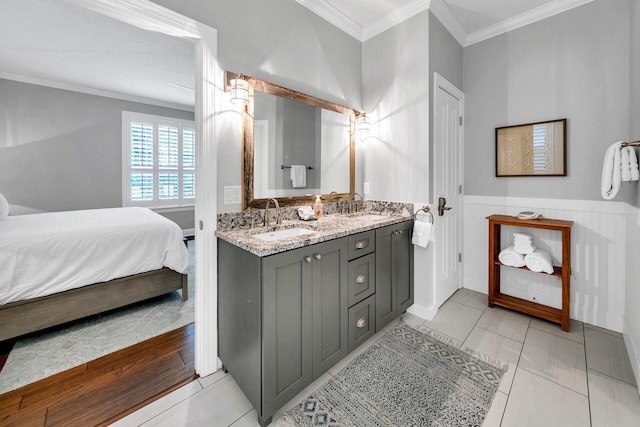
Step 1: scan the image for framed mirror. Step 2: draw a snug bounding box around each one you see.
[495,118,567,177]
[226,72,360,209]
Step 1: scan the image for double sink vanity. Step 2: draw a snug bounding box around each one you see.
[216,201,415,426]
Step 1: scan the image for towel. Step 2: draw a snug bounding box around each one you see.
[622,147,632,181]
[601,142,622,199]
[513,232,535,254]
[290,165,306,188]
[524,250,554,274]
[412,221,432,248]
[628,147,640,181]
[498,246,526,268]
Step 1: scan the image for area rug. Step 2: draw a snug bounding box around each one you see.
[0,241,195,395]
[278,323,506,427]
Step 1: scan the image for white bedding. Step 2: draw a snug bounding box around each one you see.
[0,207,190,305]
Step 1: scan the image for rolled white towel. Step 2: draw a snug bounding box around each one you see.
[498,246,525,268]
[513,244,536,255]
[524,250,554,274]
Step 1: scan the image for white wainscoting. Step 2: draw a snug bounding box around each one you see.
[463,195,626,332]
[624,203,640,386]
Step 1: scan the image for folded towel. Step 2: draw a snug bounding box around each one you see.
[297,205,315,220]
[628,147,640,181]
[412,221,432,248]
[524,250,554,274]
[513,233,532,240]
[290,165,307,188]
[498,246,525,267]
[622,147,631,181]
[601,142,622,199]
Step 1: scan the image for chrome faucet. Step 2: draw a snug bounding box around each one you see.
[264,198,281,227]
[349,192,363,213]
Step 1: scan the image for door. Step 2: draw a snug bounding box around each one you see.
[433,73,463,307]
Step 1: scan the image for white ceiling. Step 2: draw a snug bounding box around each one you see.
[0,0,594,109]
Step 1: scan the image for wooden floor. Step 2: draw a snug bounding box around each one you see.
[0,323,196,427]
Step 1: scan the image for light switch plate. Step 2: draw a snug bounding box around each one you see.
[224,186,242,205]
[363,182,370,195]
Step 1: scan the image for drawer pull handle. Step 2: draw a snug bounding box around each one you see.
[304,256,311,263]
[355,273,367,284]
[356,317,368,328]
[314,253,322,261]
[355,240,368,249]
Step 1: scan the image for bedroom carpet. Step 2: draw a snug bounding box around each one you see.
[277,323,506,427]
[0,241,195,395]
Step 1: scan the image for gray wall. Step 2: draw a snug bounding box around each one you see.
[463,0,630,201]
[153,0,363,212]
[631,1,640,207]
[0,79,194,228]
[362,11,430,203]
[428,11,463,200]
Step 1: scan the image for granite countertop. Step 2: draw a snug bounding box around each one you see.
[216,210,414,257]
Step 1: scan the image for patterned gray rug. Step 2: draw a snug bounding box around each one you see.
[279,323,506,427]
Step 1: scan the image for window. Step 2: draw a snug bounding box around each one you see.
[123,111,195,208]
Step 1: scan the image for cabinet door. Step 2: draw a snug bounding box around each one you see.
[312,238,348,378]
[376,221,415,331]
[375,224,396,330]
[396,221,414,314]
[262,246,313,418]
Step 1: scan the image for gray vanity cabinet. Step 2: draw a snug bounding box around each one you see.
[218,237,347,427]
[375,220,414,331]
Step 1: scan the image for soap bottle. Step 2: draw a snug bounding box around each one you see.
[313,195,323,219]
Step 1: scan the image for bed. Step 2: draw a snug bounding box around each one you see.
[0,207,190,341]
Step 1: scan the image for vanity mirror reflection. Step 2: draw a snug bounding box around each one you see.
[226,72,360,209]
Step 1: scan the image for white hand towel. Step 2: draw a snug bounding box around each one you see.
[628,147,640,181]
[411,221,432,248]
[524,250,554,274]
[622,147,631,181]
[513,245,536,255]
[498,246,525,268]
[601,142,622,199]
[290,165,307,188]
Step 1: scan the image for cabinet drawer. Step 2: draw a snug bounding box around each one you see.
[347,253,375,307]
[347,230,375,260]
[348,295,376,352]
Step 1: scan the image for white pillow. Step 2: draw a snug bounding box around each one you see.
[0,193,9,219]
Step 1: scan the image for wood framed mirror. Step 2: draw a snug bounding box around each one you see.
[226,72,360,209]
[495,118,567,177]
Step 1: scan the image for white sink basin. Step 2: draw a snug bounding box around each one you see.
[355,214,387,221]
[253,227,315,241]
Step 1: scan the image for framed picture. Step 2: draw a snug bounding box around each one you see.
[495,118,567,177]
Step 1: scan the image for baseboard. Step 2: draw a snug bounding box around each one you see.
[407,303,438,321]
[623,319,640,391]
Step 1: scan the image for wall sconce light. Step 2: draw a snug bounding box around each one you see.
[356,112,370,135]
[230,75,250,105]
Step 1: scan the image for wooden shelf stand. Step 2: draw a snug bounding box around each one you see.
[487,214,573,331]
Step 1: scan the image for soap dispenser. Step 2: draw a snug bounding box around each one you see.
[313,195,323,219]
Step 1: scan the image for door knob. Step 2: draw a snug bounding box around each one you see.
[438,197,452,216]
[304,256,311,263]
[314,253,322,261]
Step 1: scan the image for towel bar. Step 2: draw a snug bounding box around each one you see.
[281,165,313,170]
[621,140,640,147]
[416,205,434,224]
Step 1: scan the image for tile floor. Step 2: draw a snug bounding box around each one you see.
[111,289,640,427]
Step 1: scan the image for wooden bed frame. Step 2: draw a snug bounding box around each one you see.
[0,268,188,342]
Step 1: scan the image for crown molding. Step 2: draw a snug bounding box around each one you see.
[294,0,363,40]
[0,71,194,112]
[465,0,595,46]
[362,0,430,41]
[426,0,467,46]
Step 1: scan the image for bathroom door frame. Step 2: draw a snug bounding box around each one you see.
[433,72,464,307]
[73,0,220,377]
